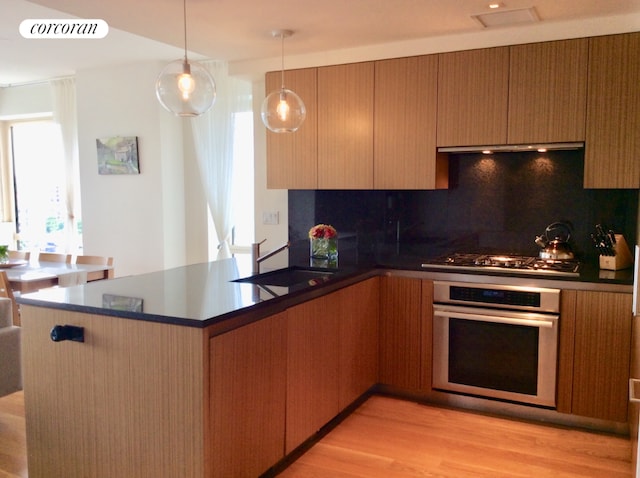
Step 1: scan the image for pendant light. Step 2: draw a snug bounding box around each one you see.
[261,30,306,133]
[155,0,216,116]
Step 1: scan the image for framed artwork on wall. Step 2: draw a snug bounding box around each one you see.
[96,136,140,174]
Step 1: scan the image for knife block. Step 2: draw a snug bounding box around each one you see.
[599,234,633,270]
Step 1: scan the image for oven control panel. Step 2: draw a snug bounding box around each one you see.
[434,281,560,313]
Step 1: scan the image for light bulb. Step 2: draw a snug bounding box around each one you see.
[276,92,290,121]
[178,72,195,100]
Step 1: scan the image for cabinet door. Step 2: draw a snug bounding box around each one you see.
[585,33,640,188]
[571,291,632,422]
[420,280,434,391]
[338,277,379,409]
[318,62,374,189]
[21,307,205,478]
[437,47,509,147]
[374,56,446,189]
[286,293,340,453]
[210,312,286,478]
[379,275,422,390]
[265,68,318,189]
[508,39,588,144]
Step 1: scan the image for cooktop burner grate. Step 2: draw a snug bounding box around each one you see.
[421,253,580,277]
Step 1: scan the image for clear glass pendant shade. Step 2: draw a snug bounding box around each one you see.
[261,88,306,132]
[156,59,216,117]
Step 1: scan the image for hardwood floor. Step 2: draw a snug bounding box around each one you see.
[278,395,632,477]
[0,392,632,477]
[0,391,27,478]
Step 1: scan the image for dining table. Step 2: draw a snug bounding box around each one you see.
[2,260,113,293]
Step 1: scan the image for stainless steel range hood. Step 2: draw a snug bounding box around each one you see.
[437,142,584,153]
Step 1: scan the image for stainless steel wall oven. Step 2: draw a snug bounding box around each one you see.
[432,281,560,408]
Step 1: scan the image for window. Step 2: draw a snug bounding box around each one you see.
[229,111,254,252]
[9,119,81,251]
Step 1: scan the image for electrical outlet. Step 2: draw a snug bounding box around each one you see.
[262,211,279,225]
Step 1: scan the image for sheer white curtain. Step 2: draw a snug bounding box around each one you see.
[50,78,81,252]
[190,61,252,260]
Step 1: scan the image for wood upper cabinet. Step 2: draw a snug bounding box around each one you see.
[209,312,287,477]
[265,68,318,189]
[379,275,423,390]
[557,290,632,422]
[584,32,640,189]
[437,47,510,147]
[508,38,588,144]
[317,62,374,189]
[374,56,447,190]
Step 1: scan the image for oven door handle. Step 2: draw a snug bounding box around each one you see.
[433,309,556,328]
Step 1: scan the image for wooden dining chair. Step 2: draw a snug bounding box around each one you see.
[38,252,72,263]
[8,250,30,261]
[0,271,20,326]
[75,255,114,278]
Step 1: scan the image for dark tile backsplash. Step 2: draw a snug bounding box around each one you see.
[289,150,638,263]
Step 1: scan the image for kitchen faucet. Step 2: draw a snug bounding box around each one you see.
[251,239,291,274]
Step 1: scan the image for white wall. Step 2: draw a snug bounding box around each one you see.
[251,78,289,271]
[75,61,198,277]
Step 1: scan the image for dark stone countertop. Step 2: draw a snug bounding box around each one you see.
[17,241,634,329]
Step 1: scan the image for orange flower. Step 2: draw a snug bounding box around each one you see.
[308,224,337,239]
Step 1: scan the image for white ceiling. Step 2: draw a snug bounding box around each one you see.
[2,0,640,86]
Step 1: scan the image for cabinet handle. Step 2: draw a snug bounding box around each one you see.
[629,378,640,403]
[50,325,85,343]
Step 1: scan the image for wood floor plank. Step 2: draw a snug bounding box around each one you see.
[278,395,632,478]
[0,391,27,478]
[1,391,631,477]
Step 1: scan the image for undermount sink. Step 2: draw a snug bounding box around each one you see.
[232,266,335,288]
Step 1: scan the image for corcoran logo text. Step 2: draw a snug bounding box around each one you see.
[19,19,109,39]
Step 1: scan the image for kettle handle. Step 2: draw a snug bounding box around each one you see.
[545,221,572,242]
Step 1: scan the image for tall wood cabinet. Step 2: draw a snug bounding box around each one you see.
[437,47,510,147]
[557,290,632,423]
[265,68,317,189]
[584,32,640,189]
[374,56,446,189]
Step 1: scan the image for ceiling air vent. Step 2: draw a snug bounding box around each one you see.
[471,7,540,28]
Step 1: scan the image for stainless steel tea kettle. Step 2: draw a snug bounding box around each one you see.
[535,221,575,260]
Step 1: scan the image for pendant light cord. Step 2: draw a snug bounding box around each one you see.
[280,32,285,90]
[183,0,188,61]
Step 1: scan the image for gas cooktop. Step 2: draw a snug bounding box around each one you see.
[421,253,581,277]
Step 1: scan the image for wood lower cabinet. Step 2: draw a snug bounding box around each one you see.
[286,278,379,453]
[584,32,640,189]
[557,290,632,422]
[21,306,207,478]
[209,312,287,477]
[286,292,341,452]
[337,278,379,409]
[379,275,423,390]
